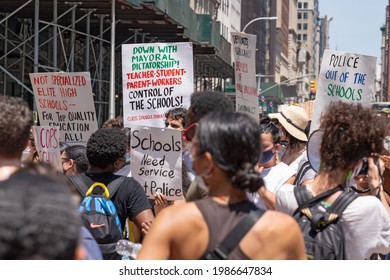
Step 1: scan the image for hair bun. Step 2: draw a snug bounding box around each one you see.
[231,163,264,192]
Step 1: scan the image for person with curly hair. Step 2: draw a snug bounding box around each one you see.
[67,128,154,259]
[0,165,85,259]
[276,102,390,259]
[137,111,306,260]
[101,115,123,128]
[0,96,33,181]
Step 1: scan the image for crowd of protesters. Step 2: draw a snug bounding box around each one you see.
[0,92,389,260]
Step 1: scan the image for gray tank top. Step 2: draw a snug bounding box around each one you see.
[195,197,259,260]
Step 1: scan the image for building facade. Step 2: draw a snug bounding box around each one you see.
[0,0,234,124]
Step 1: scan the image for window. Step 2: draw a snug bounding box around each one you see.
[298,2,302,8]
[297,34,301,41]
[222,0,229,14]
[303,12,308,19]
[303,23,308,30]
[303,34,307,41]
[298,12,302,19]
[303,2,308,9]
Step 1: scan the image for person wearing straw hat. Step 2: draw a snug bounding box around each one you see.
[268,105,309,172]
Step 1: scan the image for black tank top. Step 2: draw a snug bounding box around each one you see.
[195,197,259,260]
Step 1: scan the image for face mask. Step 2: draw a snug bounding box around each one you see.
[259,149,275,164]
[191,153,212,191]
[346,159,368,189]
[21,147,31,161]
[345,169,358,188]
[125,153,131,164]
[195,175,209,192]
[384,136,390,154]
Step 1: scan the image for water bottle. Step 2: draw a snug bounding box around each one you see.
[115,239,142,260]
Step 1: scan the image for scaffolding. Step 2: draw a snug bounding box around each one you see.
[0,0,234,126]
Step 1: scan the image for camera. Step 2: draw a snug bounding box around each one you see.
[358,158,369,175]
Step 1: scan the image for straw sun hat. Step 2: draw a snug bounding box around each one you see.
[268,106,309,142]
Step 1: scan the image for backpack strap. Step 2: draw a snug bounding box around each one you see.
[309,190,358,231]
[106,176,125,199]
[68,173,89,197]
[294,161,312,186]
[326,190,358,218]
[293,184,345,216]
[293,185,312,207]
[68,174,125,199]
[205,208,265,260]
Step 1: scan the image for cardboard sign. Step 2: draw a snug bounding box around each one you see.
[130,126,183,200]
[32,126,62,172]
[122,42,193,128]
[311,50,376,131]
[231,32,259,122]
[29,72,98,144]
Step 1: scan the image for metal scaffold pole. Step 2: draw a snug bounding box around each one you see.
[33,0,39,123]
[108,0,116,119]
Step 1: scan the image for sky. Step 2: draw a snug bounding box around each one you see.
[319,0,388,63]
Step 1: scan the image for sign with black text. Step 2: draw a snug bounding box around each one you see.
[232,32,259,122]
[29,72,98,144]
[130,126,183,200]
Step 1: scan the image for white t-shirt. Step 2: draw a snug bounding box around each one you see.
[247,162,296,210]
[276,184,390,259]
[277,145,305,172]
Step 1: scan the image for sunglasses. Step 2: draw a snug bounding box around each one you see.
[61,157,70,163]
[182,122,198,142]
[260,117,280,126]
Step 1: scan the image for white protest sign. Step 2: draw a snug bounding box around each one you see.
[122,42,193,128]
[311,50,376,131]
[32,126,62,172]
[231,32,259,122]
[130,126,183,200]
[29,72,98,144]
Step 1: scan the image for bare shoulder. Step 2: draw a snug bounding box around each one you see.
[241,210,306,259]
[256,210,302,239]
[159,201,202,222]
[260,210,297,228]
[139,201,209,259]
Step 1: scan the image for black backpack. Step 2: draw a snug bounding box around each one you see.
[293,185,358,260]
[68,174,125,260]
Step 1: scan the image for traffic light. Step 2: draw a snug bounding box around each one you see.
[310,80,317,93]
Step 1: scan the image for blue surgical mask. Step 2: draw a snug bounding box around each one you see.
[259,149,275,164]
